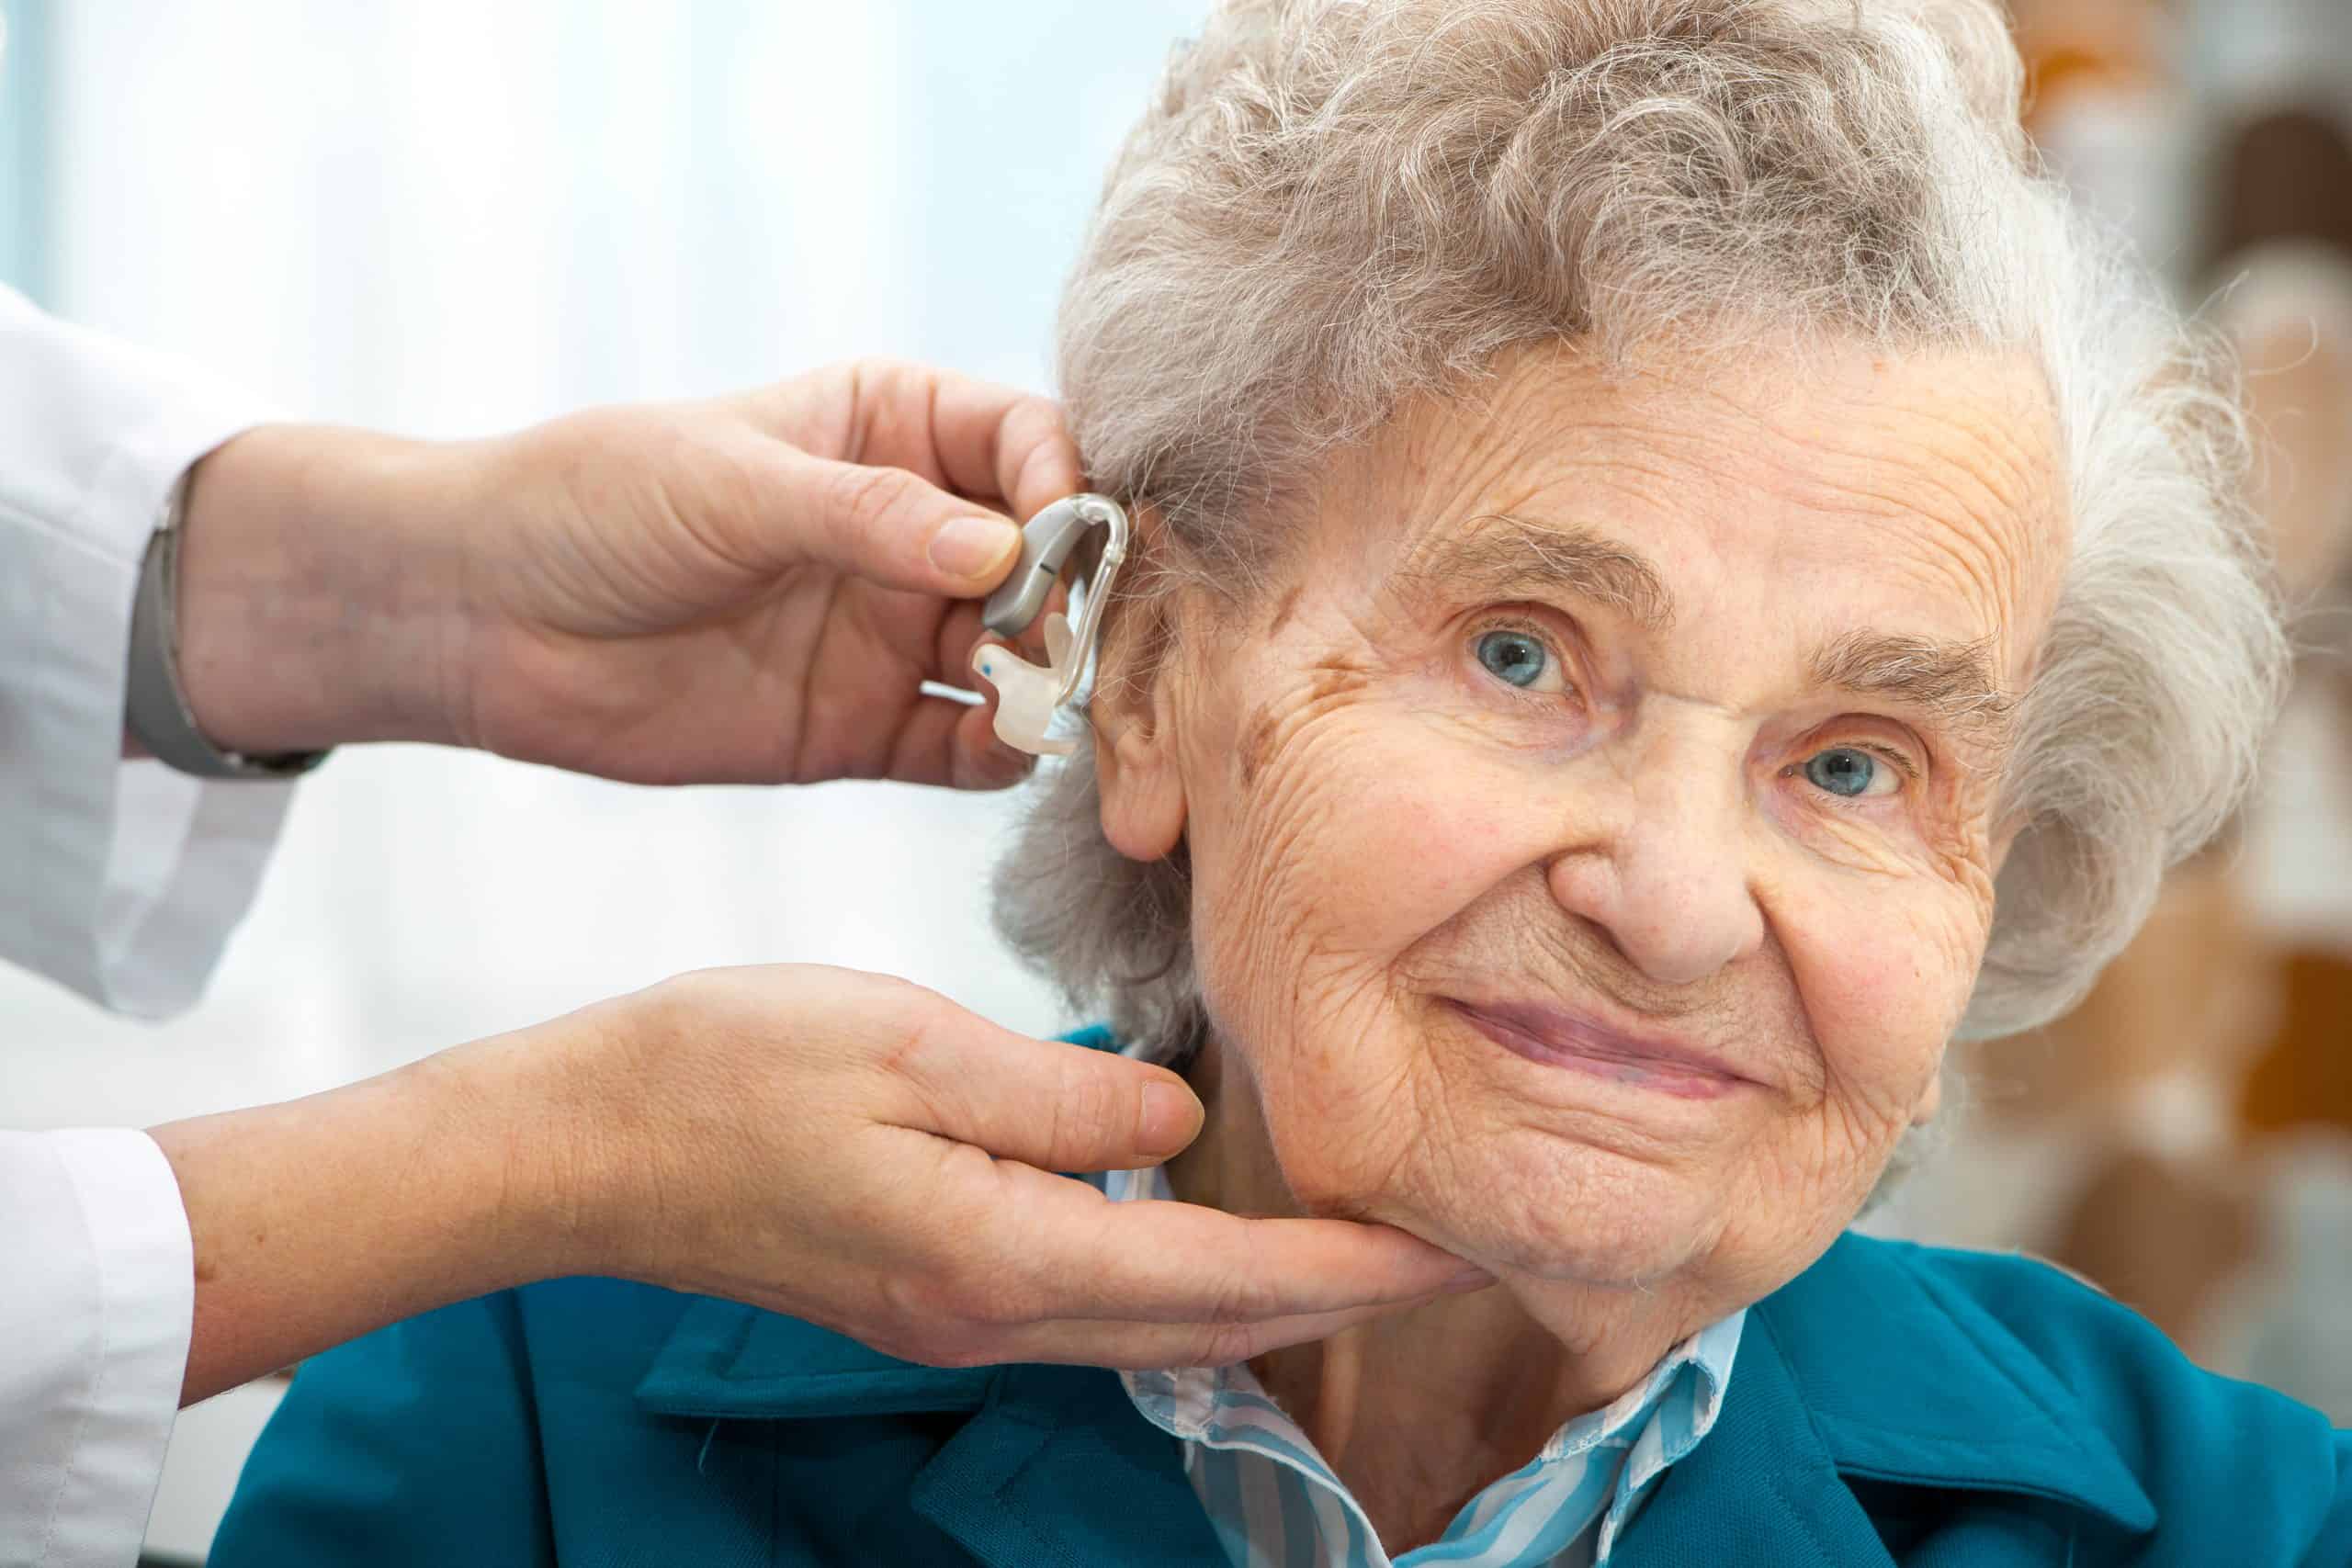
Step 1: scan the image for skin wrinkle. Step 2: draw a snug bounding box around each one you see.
[1750,412,2057,668]
[1390,514,1676,630]
[1234,648,1375,787]
[1605,350,2060,647]
[1093,340,2064,1553]
[1196,669,1436,1223]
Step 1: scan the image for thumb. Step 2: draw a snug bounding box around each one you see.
[775,448,1025,596]
[889,1021,1205,1173]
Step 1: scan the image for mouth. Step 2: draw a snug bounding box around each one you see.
[1447,998,1758,1100]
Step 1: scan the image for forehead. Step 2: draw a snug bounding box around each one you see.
[1333,341,2067,680]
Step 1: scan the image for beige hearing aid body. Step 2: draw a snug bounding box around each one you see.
[967,494,1129,757]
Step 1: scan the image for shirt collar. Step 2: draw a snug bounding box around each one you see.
[1101,1162,1745,1565]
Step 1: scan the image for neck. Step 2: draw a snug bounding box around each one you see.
[1163,1037,1712,1549]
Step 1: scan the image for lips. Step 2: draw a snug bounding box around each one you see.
[1449,998,1757,1100]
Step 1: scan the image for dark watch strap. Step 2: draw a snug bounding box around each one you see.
[123,482,330,781]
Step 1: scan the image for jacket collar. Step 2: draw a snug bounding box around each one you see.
[1746,1233,2156,1535]
[634,1300,1219,1566]
[632,1297,997,1419]
[632,1231,2155,1563]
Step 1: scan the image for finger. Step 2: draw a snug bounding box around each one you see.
[776,449,1026,596]
[845,361,1084,521]
[950,698,1038,789]
[924,585,1066,779]
[904,603,1043,790]
[977,391,1085,524]
[992,1174,1482,1324]
[923,1160,1482,1328]
[881,691,1035,791]
[886,1018,1206,1173]
[978,1297,1463,1371]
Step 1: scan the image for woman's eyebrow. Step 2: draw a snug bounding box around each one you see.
[1806,629,2016,750]
[1388,514,1676,629]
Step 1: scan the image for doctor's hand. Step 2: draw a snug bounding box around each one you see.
[168,360,1076,789]
[537,966,1490,1369]
[155,964,1487,1403]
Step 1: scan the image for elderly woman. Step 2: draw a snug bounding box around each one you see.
[212,1,2348,1564]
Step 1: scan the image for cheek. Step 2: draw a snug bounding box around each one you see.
[1753,764,1996,1109]
[1772,871,1981,1116]
[1180,685,1573,1194]
[1185,692,1533,994]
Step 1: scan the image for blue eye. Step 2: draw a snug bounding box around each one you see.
[1475,629,1554,690]
[1803,747,1897,798]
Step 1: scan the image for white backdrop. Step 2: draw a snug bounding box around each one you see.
[7,0,1207,1132]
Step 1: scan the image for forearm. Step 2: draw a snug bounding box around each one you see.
[151,1033,582,1404]
[172,424,474,755]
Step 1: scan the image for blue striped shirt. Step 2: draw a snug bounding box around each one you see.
[1102,1164,1744,1568]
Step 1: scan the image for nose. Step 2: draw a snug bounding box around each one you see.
[1545,732,1766,988]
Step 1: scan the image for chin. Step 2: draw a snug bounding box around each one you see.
[1406,1140,1724,1291]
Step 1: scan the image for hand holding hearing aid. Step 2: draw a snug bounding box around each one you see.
[173,358,1078,792]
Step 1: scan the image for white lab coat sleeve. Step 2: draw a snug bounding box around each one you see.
[0,1130,193,1568]
[0,283,292,1018]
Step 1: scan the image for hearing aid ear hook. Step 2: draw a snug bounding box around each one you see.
[968,493,1130,758]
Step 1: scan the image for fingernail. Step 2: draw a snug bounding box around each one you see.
[1138,1080,1204,1160]
[928,514,1021,581]
[1444,1266,1495,1292]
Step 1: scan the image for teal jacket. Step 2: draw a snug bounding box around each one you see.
[213,1231,2350,1565]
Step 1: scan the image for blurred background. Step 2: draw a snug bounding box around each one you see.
[0,1,2344,1561]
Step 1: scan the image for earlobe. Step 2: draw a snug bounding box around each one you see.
[1095,710,1187,861]
[1090,584,1189,863]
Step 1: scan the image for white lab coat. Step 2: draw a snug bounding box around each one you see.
[0,285,289,1568]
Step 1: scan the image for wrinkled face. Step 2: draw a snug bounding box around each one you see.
[1100,342,2066,1309]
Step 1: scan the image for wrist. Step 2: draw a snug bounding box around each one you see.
[155,1044,559,1401]
[431,1010,640,1287]
[174,424,470,752]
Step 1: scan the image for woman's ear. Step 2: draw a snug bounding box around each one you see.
[1090,523,1189,863]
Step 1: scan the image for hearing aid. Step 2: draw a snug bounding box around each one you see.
[968,493,1130,757]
